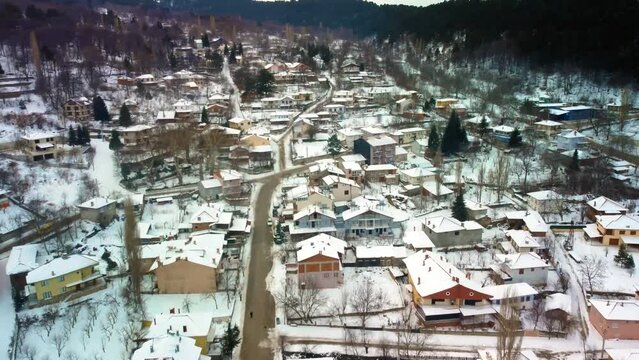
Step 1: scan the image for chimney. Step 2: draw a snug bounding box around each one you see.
[449,268,451,273]
[428,267,431,272]
[466,272,471,279]
[169,325,172,330]
[150,345,154,353]
[153,318,156,325]
[175,344,180,353]
[91,201,94,207]
[217,248,220,254]
[182,325,187,332]
[417,277,421,285]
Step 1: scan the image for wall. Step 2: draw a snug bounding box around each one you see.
[507,267,547,285]
[155,260,217,294]
[426,228,482,248]
[589,306,639,340]
[33,266,93,301]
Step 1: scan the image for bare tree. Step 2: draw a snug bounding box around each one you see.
[395,305,429,359]
[579,255,608,293]
[20,344,37,360]
[619,88,631,131]
[274,278,326,323]
[51,333,66,357]
[41,309,58,336]
[491,153,510,203]
[528,298,544,331]
[556,271,571,293]
[349,275,386,328]
[496,289,523,360]
[477,163,485,203]
[330,287,350,325]
[124,200,143,307]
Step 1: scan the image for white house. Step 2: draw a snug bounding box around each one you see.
[483,282,539,311]
[556,130,586,151]
[496,252,549,285]
[527,190,563,213]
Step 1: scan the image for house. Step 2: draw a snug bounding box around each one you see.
[585,196,628,221]
[308,161,346,183]
[505,210,549,237]
[63,97,92,121]
[495,252,549,285]
[339,161,364,183]
[353,135,397,165]
[156,110,176,124]
[435,98,458,110]
[119,125,155,146]
[21,132,60,161]
[190,206,220,232]
[295,190,334,212]
[399,168,436,185]
[589,299,639,340]
[364,164,398,184]
[5,244,40,296]
[341,59,360,74]
[527,190,563,213]
[544,293,572,321]
[322,175,361,202]
[198,179,222,201]
[491,125,516,143]
[292,118,315,139]
[173,99,193,121]
[228,117,252,131]
[550,105,594,121]
[556,130,586,151]
[240,134,270,147]
[361,126,387,138]
[214,170,243,197]
[136,74,157,85]
[290,206,337,238]
[404,251,493,326]
[77,197,116,226]
[296,233,346,288]
[26,255,102,304]
[355,245,408,267]
[229,145,250,164]
[208,93,230,105]
[132,336,208,360]
[482,283,539,310]
[144,313,214,354]
[150,233,226,294]
[421,181,454,201]
[412,138,429,155]
[337,128,363,149]
[534,120,563,137]
[325,104,345,114]
[249,145,273,168]
[394,97,414,114]
[588,214,639,246]
[206,103,229,118]
[466,115,492,131]
[342,206,398,239]
[403,230,435,251]
[422,216,484,248]
[394,127,427,144]
[505,230,541,253]
[340,153,367,165]
[465,200,489,220]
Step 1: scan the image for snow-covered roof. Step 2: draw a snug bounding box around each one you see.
[6,244,39,275]
[293,205,336,221]
[132,336,205,360]
[400,168,436,178]
[596,214,639,230]
[606,349,639,360]
[356,245,408,259]
[558,130,586,139]
[296,233,346,262]
[337,128,363,137]
[366,164,397,171]
[200,179,222,189]
[506,230,540,250]
[534,120,563,127]
[342,206,395,221]
[26,255,98,284]
[497,252,548,270]
[366,135,396,146]
[421,181,453,196]
[341,161,362,171]
[250,145,272,153]
[403,230,435,249]
[545,293,571,313]
[173,99,192,107]
[590,299,639,321]
[561,105,592,111]
[491,125,515,133]
[587,196,628,213]
[322,175,359,188]
[482,283,538,300]
[467,114,492,125]
[149,233,226,270]
[521,211,549,234]
[146,313,213,338]
[190,206,219,224]
[119,124,154,132]
[77,197,115,209]
[423,216,483,233]
[218,169,242,181]
[156,110,176,119]
[403,250,487,298]
[21,132,58,141]
[228,117,249,124]
[527,190,561,201]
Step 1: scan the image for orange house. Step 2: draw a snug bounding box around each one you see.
[589,299,639,340]
[296,234,346,289]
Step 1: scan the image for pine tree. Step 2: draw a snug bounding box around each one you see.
[273,222,285,244]
[168,52,177,69]
[614,243,635,269]
[451,191,469,222]
[109,130,123,150]
[627,254,636,269]
[229,46,237,64]
[93,96,110,122]
[423,98,431,111]
[427,123,440,154]
[220,324,241,356]
[119,104,132,127]
[479,116,489,139]
[441,110,465,154]
[508,128,522,147]
[201,107,209,124]
[201,33,210,47]
[80,126,90,145]
[569,149,580,172]
[75,125,84,145]
[223,44,229,56]
[0,63,4,75]
[327,134,342,155]
[238,42,243,55]
[68,126,77,146]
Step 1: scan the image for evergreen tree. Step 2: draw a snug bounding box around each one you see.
[273,222,285,244]
[0,63,4,75]
[75,125,84,145]
[119,104,132,127]
[615,243,635,269]
[479,116,489,138]
[223,44,229,56]
[427,123,440,154]
[168,52,177,69]
[220,324,241,357]
[68,126,77,146]
[423,98,432,111]
[569,149,580,172]
[201,33,210,47]
[451,191,469,222]
[441,110,466,154]
[229,46,237,64]
[81,126,91,145]
[327,134,342,155]
[201,107,209,124]
[238,42,243,55]
[508,127,522,147]
[254,69,275,95]
[93,96,110,122]
[109,130,123,150]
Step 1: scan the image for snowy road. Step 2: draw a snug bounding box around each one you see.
[0,257,16,360]
[222,58,243,118]
[88,139,132,199]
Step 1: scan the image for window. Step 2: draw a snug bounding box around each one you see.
[324,273,330,278]
[620,230,626,235]
[334,273,338,277]
[344,190,349,195]
[632,231,637,235]
[58,275,65,282]
[61,287,67,293]
[454,231,459,235]
[40,280,48,287]
[531,268,535,272]
[518,269,524,274]
[611,323,619,329]
[43,291,52,300]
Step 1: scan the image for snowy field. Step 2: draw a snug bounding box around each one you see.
[292,140,327,159]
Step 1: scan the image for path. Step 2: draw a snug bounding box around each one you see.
[222,58,243,118]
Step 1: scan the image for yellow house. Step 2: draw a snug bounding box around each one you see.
[228,117,252,132]
[435,98,458,110]
[594,214,639,246]
[240,134,270,147]
[145,313,214,354]
[26,255,101,303]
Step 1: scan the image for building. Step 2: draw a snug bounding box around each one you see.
[21,132,60,161]
[339,161,364,183]
[214,170,243,197]
[550,105,594,121]
[403,230,435,251]
[556,130,586,151]
[144,313,214,354]
[296,234,346,288]
[228,117,252,131]
[240,134,270,147]
[482,283,539,311]
[399,168,436,185]
[589,299,639,340]
[606,349,639,360]
[5,244,40,296]
[26,255,102,304]
[290,206,337,238]
[422,216,483,248]
[190,206,220,232]
[495,252,549,285]
[435,98,459,110]
[249,145,273,168]
[63,97,92,121]
[150,233,226,294]
[534,120,563,137]
[132,336,208,360]
[587,214,639,246]
[295,190,334,212]
[355,245,407,267]
[198,179,222,201]
[491,125,516,143]
[118,125,156,147]
[477,349,539,360]
[342,206,397,239]
[353,135,397,165]
[77,197,116,226]
[172,99,193,121]
[505,230,541,253]
[364,164,398,184]
[585,196,628,221]
[337,128,363,149]
[527,190,563,213]
[404,251,493,326]
[421,181,454,201]
[321,175,361,202]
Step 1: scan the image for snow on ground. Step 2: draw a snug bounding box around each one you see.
[88,139,131,199]
[0,256,16,360]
